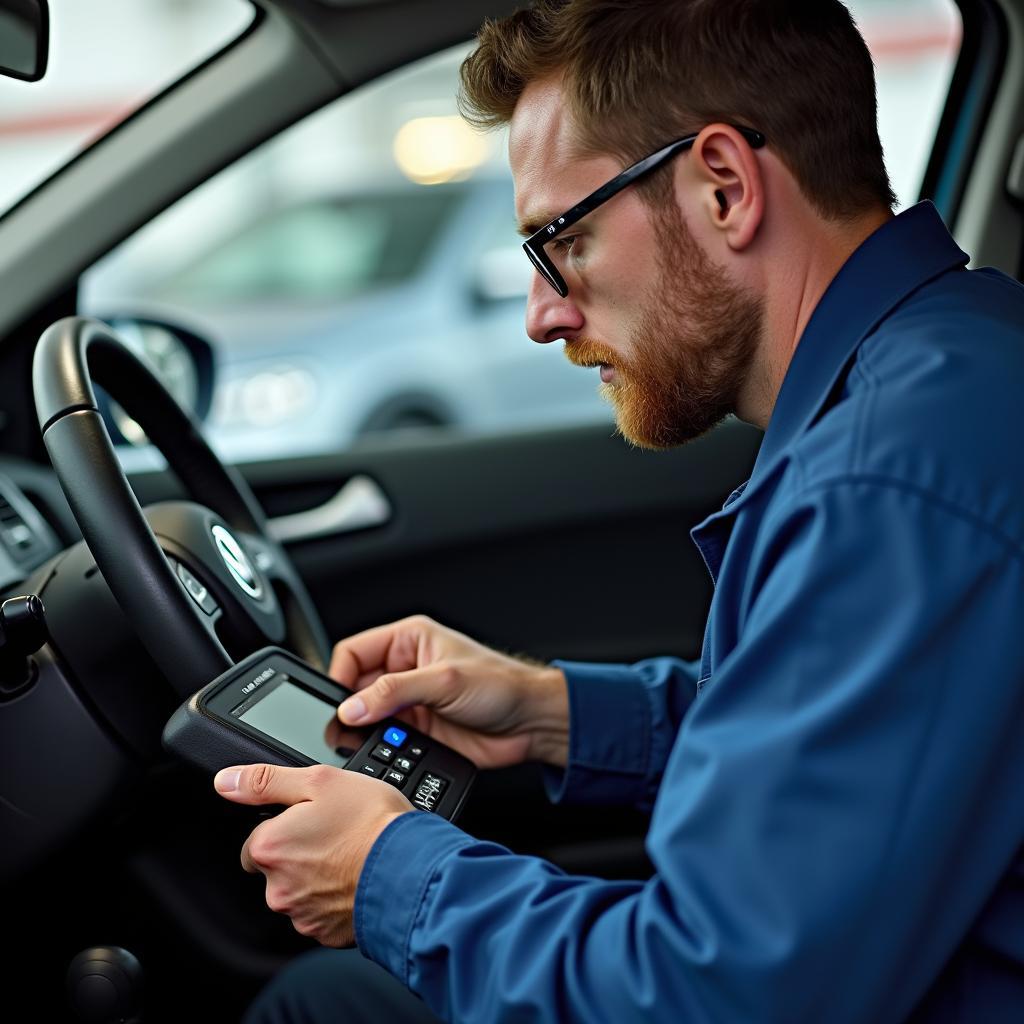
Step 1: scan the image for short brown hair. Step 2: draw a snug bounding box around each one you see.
[459,0,896,219]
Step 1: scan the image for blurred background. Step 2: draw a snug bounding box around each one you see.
[0,0,963,465]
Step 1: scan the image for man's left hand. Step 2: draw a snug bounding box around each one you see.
[214,763,411,947]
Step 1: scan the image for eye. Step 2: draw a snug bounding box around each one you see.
[549,235,581,258]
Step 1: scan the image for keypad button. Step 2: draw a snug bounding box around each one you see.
[407,744,426,761]
[411,772,449,813]
[394,756,415,773]
[357,762,381,778]
[383,725,408,748]
[383,769,406,787]
[370,744,395,764]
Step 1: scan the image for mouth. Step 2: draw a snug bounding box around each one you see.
[563,341,617,382]
[572,358,615,380]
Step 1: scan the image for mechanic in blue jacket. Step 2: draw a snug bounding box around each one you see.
[219,2,1024,1021]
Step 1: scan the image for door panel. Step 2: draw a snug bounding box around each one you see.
[260,420,759,662]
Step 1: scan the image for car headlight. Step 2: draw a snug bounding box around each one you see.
[213,366,317,428]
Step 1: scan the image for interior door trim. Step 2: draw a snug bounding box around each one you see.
[267,473,392,542]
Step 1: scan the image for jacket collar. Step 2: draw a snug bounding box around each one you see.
[740,200,969,499]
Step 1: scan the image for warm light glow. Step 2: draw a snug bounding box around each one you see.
[393,116,491,185]
[214,366,317,428]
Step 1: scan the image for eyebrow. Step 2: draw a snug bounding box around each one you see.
[516,213,559,239]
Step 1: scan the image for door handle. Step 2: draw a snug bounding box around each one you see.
[268,475,392,543]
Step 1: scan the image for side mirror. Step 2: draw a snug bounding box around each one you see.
[0,0,49,82]
[94,315,217,447]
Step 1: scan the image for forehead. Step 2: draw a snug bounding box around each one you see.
[509,78,621,232]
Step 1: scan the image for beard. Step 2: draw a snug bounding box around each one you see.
[564,205,763,450]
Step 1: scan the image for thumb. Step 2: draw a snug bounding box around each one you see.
[338,663,454,726]
[214,763,314,806]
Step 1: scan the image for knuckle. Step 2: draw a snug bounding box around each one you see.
[307,764,336,789]
[250,763,276,797]
[436,663,459,694]
[374,674,399,703]
[265,886,292,916]
[248,835,275,868]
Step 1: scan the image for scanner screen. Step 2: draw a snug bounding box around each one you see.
[238,677,364,767]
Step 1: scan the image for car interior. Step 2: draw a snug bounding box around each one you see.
[0,0,1019,1019]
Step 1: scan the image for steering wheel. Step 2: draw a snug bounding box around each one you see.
[32,316,330,699]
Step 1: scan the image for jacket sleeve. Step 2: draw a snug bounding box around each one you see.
[355,479,1024,1023]
[541,655,701,808]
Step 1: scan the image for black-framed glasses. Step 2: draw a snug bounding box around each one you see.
[523,125,766,297]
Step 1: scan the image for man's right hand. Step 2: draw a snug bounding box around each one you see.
[329,615,569,769]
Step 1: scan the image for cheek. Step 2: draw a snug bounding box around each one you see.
[582,251,651,325]
[610,203,661,277]
[585,274,661,361]
[586,222,659,315]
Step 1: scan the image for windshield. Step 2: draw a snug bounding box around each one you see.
[0,0,254,219]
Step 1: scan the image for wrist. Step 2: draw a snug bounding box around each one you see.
[358,807,408,875]
[524,666,570,767]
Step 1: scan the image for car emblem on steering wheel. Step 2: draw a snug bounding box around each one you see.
[212,524,263,600]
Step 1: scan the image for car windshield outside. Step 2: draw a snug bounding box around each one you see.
[4,0,962,466]
[0,0,254,220]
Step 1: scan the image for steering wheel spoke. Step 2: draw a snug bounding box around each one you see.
[234,528,329,669]
[166,552,226,642]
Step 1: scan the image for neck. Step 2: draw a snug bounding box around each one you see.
[737,206,893,430]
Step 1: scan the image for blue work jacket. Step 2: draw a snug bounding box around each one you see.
[356,202,1024,1022]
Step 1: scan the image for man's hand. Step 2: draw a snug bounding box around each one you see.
[213,763,411,947]
[330,615,570,768]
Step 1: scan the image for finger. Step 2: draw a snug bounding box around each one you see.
[323,716,370,756]
[349,668,386,692]
[328,616,432,685]
[239,823,269,875]
[328,622,406,685]
[214,763,317,807]
[338,662,455,726]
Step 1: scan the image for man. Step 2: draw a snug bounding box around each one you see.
[220,1,1024,1021]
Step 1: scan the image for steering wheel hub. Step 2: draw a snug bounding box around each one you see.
[211,524,263,600]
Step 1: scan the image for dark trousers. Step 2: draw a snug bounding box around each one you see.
[244,948,443,1024]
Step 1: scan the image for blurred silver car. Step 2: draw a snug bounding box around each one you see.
[84,175,608,463]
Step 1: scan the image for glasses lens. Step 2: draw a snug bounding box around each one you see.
[524,241,567,298]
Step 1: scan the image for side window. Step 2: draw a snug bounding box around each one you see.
[81,45,609,465]
[849,0,962,209]
[81,7,961,466]
[155,192,462,304]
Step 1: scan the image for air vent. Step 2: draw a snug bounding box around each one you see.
[0,494,35,555]
[0,476,58,570]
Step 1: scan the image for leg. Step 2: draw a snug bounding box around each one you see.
[243,947,443,1024]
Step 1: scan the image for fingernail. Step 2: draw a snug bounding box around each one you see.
[215,768,242,793]
[340,695,367,724]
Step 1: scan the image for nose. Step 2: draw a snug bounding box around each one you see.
[525,270,585,344]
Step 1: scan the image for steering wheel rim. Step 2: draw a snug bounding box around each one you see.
[32,316,330,697]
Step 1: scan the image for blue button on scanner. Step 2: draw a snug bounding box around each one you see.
[383,726,407,748]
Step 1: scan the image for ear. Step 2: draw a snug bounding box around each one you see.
[685,123,765,251]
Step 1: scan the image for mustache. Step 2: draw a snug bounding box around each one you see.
[564,338,619,368]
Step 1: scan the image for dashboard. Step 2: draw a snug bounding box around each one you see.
[0,460,76,596]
